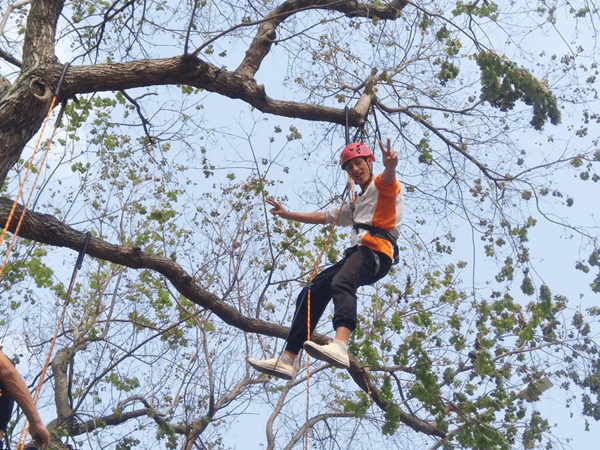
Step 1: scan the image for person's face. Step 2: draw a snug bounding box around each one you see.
[344,157,372,188]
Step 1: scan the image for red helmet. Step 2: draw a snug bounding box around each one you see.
[340,142,375,168]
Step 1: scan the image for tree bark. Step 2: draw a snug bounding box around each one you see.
[0,0,63,189]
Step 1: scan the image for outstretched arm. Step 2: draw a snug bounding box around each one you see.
[266,198,326,224]
[0,351,50,448]
[379,139,398,184]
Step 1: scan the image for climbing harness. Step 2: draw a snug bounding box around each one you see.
[347,106,399,264]
[302,102,402,448]
[353,223,400,265]
[302,107,359,450]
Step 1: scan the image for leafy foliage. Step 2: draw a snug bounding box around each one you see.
[476,50,561,130]
[0,0,599,450]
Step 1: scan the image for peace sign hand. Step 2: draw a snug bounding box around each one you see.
[378,138,398,173]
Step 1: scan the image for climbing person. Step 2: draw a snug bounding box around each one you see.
[0,344,50,448]
[248,139,402,380]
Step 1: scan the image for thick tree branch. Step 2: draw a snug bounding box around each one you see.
[0,0,63,191]
[0,48,22,68]
[236,0,408,79]
[0,54,372,187]
[22,0,63,67]
[0,197,289,337]
[51,344,86,429]
[54,57,368,127]
[0,1,410,190]
[0,198,445,438]
[346,357,445,437]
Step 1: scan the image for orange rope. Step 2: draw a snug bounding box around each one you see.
[13,102,70,450]
[304,175,353,450]
[0,96,58,279]
[1,89,69,449]
[16,272,73,450]
[1,63,70,280]
[13,97,66,450]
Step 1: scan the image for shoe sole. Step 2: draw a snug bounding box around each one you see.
[248,359,294,380]
[303,341,350,369]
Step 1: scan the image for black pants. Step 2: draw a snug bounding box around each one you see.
[284,246,392,354]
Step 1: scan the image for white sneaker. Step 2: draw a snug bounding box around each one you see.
[303,340,350,369]
[248,356,296,380]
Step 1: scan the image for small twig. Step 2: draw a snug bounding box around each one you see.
[119,89,155,144]
[183,0,200,56]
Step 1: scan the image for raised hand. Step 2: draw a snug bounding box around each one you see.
[378,138,398,183]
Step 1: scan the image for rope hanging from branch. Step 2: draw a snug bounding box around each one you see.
[0,63,83,450]
[0,63,71,279]
[304,103,368,449]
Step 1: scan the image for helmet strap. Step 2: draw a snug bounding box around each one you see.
[359,159,374,193]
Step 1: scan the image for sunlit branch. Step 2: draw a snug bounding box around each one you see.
[0,0,33,37]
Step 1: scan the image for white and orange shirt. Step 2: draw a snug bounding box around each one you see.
[325,173,403,260]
